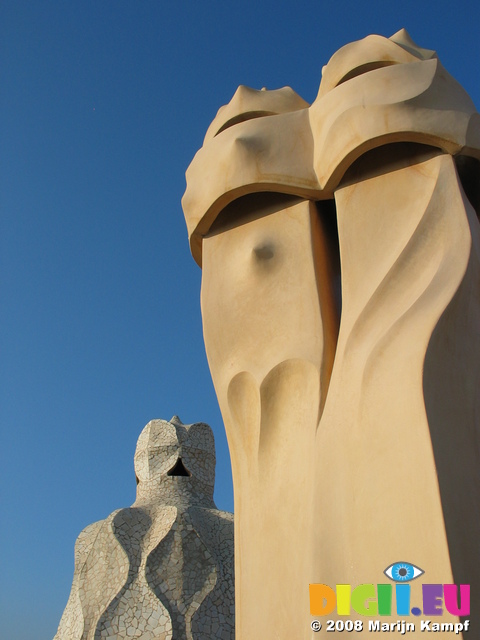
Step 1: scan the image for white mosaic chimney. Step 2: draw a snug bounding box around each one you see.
[55,417,234,639]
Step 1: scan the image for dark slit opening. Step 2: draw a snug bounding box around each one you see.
[167,458,191,477]
[455,155,480,221]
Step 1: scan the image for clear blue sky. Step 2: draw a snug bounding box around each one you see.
[1,2,479,638]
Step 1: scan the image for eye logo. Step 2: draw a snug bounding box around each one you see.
[384,562,424,582]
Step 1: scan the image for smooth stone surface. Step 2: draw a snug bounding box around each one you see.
[183,30,480,639]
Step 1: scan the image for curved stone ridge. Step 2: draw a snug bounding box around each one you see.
[55,417,234,639]
[183,29,480,265]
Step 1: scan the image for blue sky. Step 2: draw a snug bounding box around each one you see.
[1,2,479,638]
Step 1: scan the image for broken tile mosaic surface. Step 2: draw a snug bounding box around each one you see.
[55,416,234,639]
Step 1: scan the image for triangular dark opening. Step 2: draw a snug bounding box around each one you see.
[167,457,191,477]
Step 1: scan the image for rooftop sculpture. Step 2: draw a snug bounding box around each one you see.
[55,417,234,639]
[183,29,480,638]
